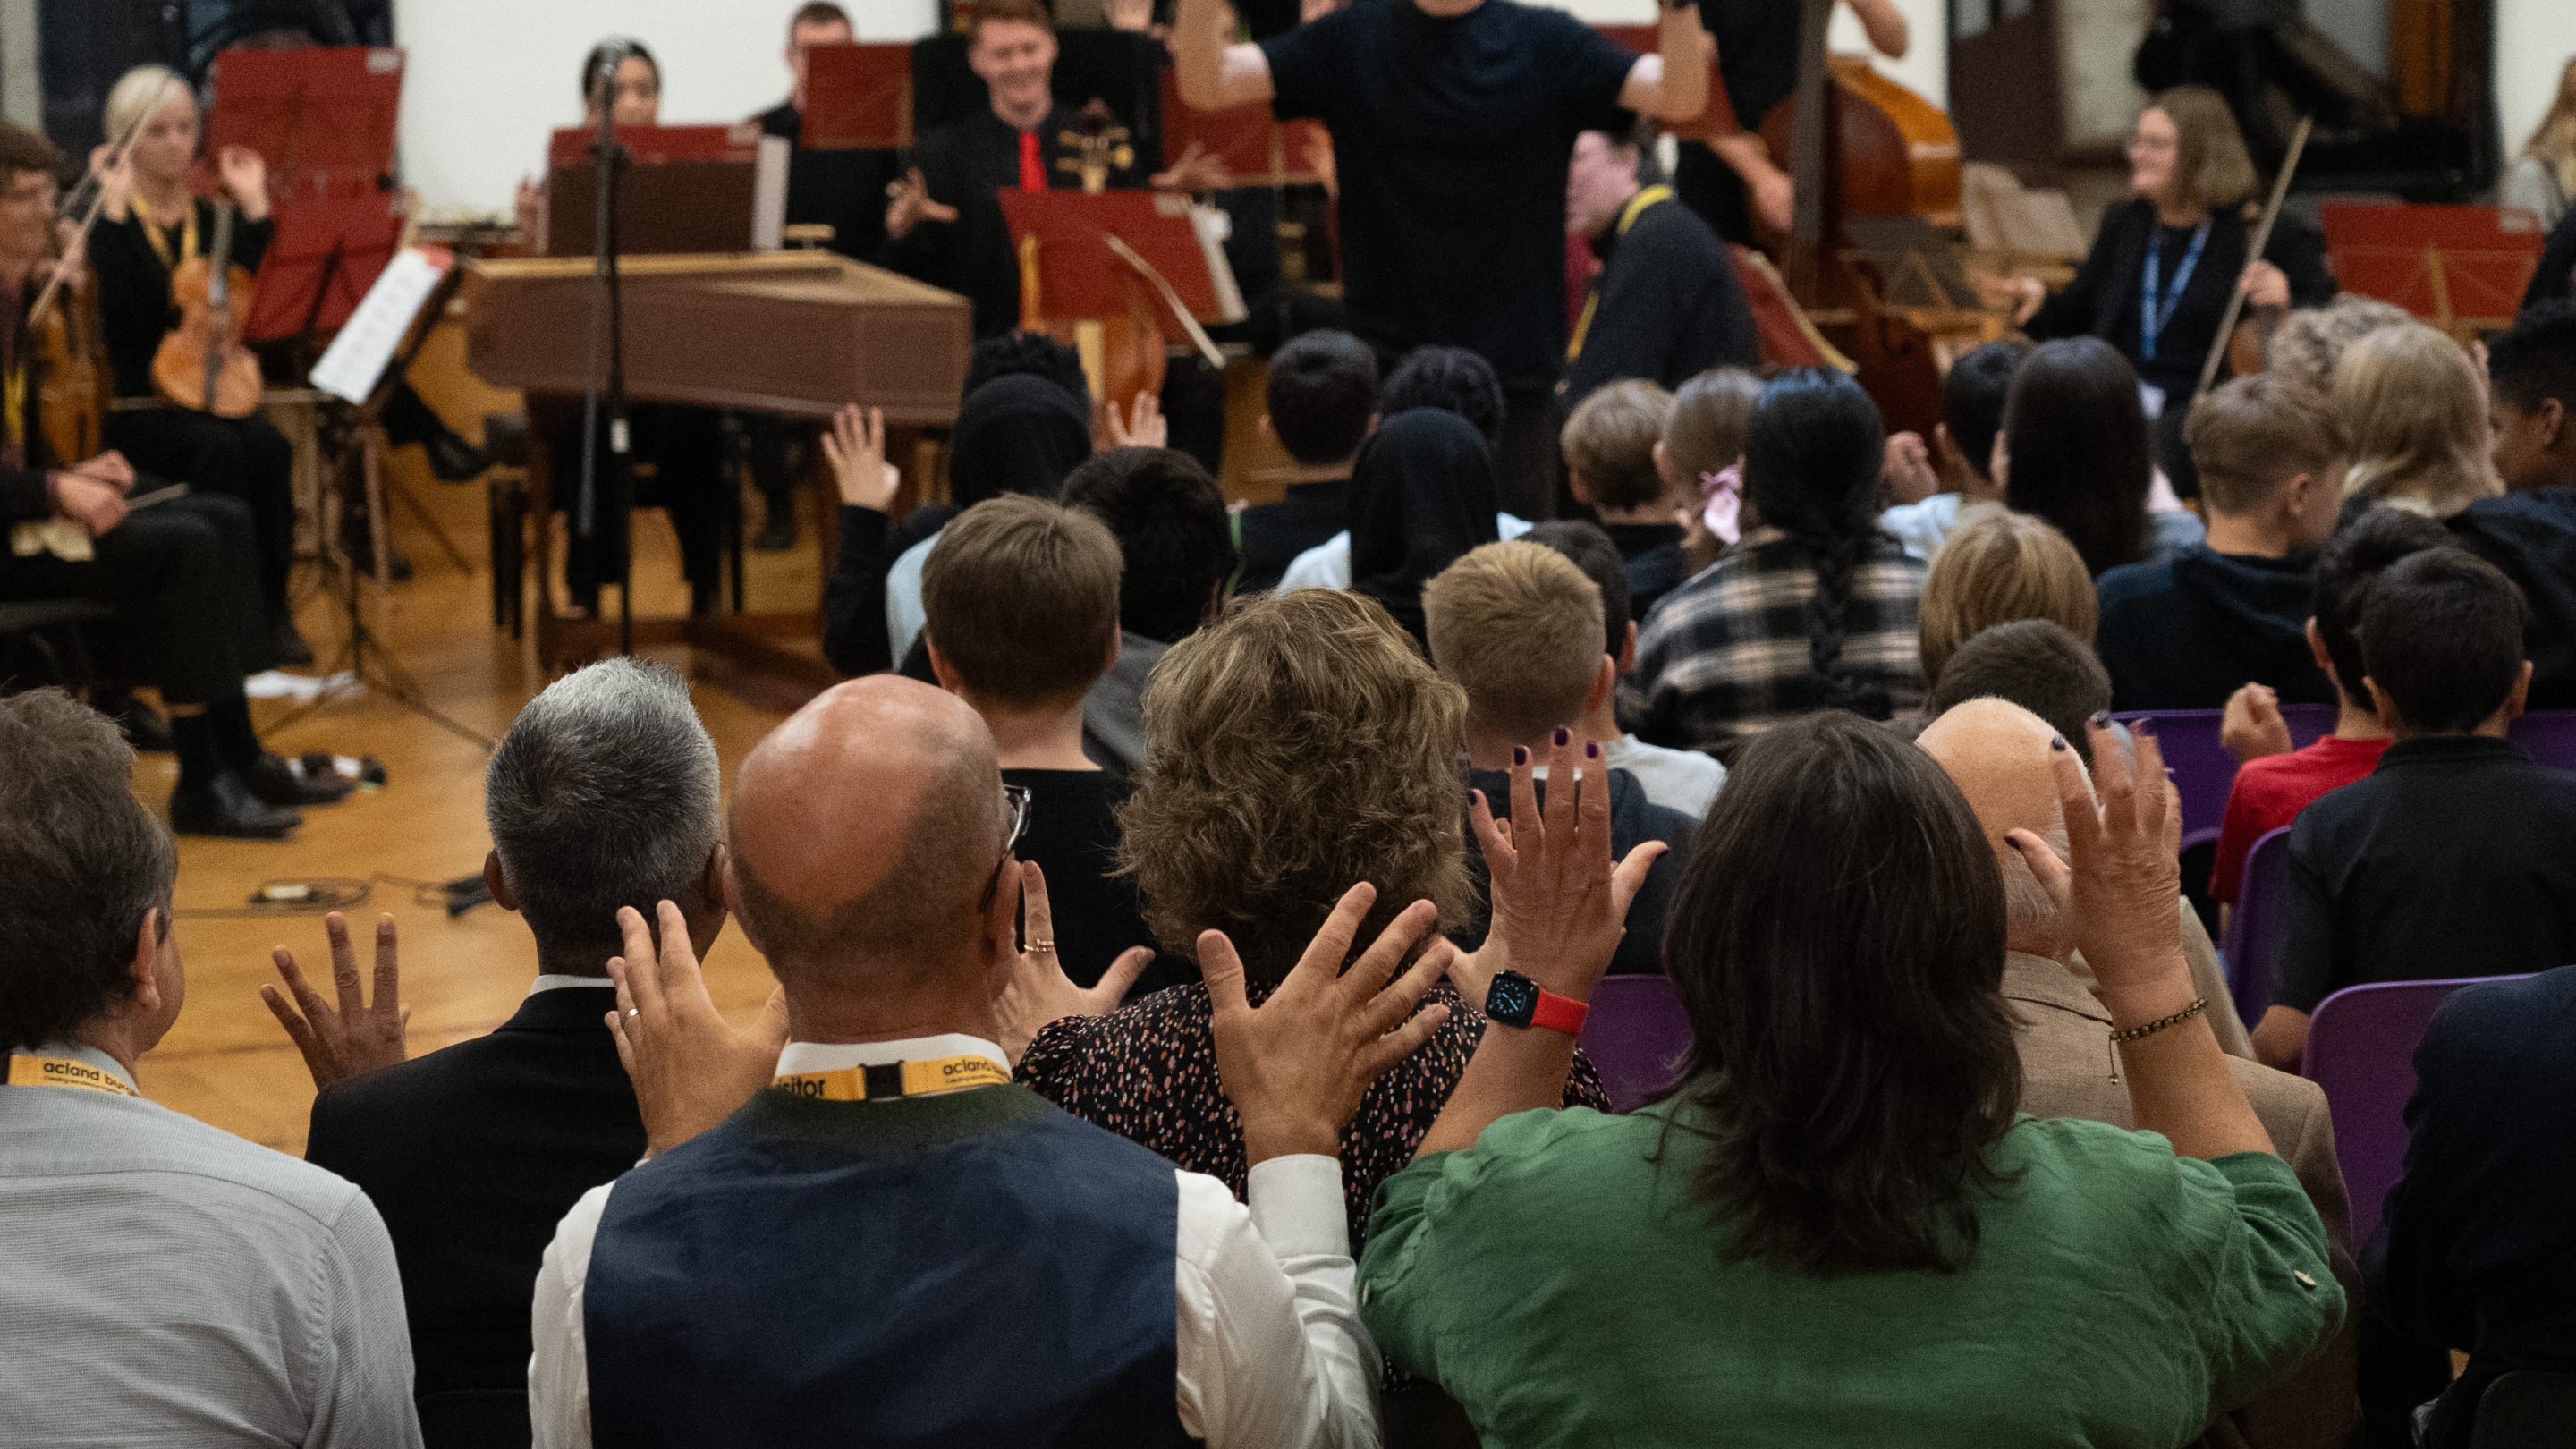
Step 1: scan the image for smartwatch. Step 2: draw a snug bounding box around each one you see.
[1483,970,1590,1036]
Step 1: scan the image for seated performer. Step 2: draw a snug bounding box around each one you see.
[85,65,309,665]
[1561,123,1757,411]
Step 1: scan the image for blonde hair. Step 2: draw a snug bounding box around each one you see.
[2334,321,2504,517]
[2266,294,2411,394]
[1423,541,1606,743]
[2148,86,2258,212]
[2522,58,2576,204]
[1561,379,1674,512]
[2186,373,2347,516]
[103,65,191,148]
[1117,589,1470,992]
[1919,506,2098,683]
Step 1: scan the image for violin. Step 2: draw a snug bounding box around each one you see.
[150,198,263,419]
[31,257,107,468]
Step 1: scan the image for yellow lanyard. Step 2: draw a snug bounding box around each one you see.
[3,362,23,453]
[6,1054,140,1097]
[138,203,199,273]
[1567,184,1676,363]
[771,1054,1011,1103]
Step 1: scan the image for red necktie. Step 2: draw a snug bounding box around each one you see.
[1017,130,1045,191]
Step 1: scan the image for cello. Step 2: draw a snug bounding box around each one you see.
[1021,100,1167,418]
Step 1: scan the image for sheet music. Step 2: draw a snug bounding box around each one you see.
[753,135,789,251]
[310,246,453,403]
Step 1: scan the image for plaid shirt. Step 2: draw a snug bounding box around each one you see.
[1622,525,1928,760]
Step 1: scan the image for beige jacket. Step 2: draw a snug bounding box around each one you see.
[2006,951,2357,1449]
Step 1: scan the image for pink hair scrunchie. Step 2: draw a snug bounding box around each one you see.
[1699,464,1743,547]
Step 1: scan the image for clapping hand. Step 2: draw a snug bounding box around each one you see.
[261,912,410,1090]
[1150,140,1231,194]
[995,860,1151,1063]
[822,403,902,513]
[885,167,959,242]
[1204,884,1454,1164]
[2007,721,2192,1020]
[2221,682,2292,764]
[607,901,790,1156]
[1098,391,1167,450]
[1467,730,1666,1007]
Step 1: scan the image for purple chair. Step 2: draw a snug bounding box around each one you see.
[2222,826,2295,1021]
[2510,709,2576,767]
[2300,974,2526,1245]
[2113,706,2335,850]
[1575,975,1693,1114]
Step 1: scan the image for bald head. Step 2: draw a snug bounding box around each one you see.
[1918,698,2070,956]
[727,676,1008,982]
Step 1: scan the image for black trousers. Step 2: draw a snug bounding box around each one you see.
[548,403,728,610]
[1496,384,1564,522]
[106,406,299,622]
[742,414,803,520]
[0,490,261,706]
[1674,142,1758,248]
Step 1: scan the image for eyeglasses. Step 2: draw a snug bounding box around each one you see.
[978,784,1035,911]
[2125,132,2178,154]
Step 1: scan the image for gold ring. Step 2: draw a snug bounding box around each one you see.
[1026,938,1056,954]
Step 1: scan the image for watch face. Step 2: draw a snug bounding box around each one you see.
[1486,970,1539,1026]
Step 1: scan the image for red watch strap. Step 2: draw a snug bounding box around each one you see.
[1529,988,1589,1036]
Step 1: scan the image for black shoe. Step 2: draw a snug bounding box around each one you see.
[267,615,316,669]
[690,579,723,618]
[170,772,302,839]
[112,698,174,752]
[244,751,356,807]
[425,430,493,483]
[753,507,798,552]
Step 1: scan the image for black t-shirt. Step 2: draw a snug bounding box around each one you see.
[1235,477,1351,593]
[1697,0,1800,132]
[1004,767,1188,997]
[1260,0,1637,388]
[2275,736,2576,1013]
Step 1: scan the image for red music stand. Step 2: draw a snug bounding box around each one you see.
[246,192,405,341]
[1597,24,1740,141]
[1157,70,1326,183]
[996,188,1229,361]
[802,44,914,150]
[208,45,409,342]
[2322,202,2546,343]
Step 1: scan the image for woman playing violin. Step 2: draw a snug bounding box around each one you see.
[85,64,309,666]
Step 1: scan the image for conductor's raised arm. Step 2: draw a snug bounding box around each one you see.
[1616,3,1712,125]
[1173,0,1275,111]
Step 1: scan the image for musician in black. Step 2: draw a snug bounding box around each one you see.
[84,65,309,665]
[2005,86,2334,416]
[1673,0,1910,245]
[0,123,346,837]
[1562,122,1757,410]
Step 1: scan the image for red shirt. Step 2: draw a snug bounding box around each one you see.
[2209,734,2391,903]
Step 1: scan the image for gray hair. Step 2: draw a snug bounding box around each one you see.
[0,691,175,1049]
[486,659,721,970]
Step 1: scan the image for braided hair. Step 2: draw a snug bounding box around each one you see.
[1742,370,1894,718]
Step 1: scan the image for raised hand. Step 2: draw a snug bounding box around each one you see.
[606,901,789,1156]
[261,911,410,1090]
[1098,391,1167,450]
[1149,140,1231,194]
[2008,721,2193,1019]
[216,144,270,219]
[2221,682,2292,764]
[1104,0,1155,33]
[1204,883,1453,1164]
[1467,729,1666,1006]
[822,402,902,512]
[52,473,127,537]
[885,167,959,242]
[89,143,134,223]
[1881,430,1939,506]
[2239,259,2290,311]
[995,860,1151,1063]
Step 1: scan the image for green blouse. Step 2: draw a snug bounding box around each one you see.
[1359,1105,2343,1448]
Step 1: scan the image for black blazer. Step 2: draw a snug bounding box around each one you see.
[305,984,644,1396]
[1563,191,1759,408]
[2026,196,2335,402]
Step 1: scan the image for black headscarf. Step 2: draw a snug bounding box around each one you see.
[896,373,1094,549]
[1347,408,1500,644]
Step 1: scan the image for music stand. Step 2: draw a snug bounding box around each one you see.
[2321,201,2546,344]
[997,187,1239,369]
[206,45,402,202]
[802,43,915,150]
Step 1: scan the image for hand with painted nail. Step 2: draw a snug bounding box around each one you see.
[2006,719,2195,1021]
[1466,728,1667,1005]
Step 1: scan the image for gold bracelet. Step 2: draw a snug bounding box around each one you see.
[2107,996,2208,1045]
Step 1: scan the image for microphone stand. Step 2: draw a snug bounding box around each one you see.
[575,55,636,655]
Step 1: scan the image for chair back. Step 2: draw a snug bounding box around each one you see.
[2510,710,2576,768]
[416,1388,531,1449]
[1575,975,1694,1114]
[2301,974,2525,1245]
[2113,706,2334,848]
[2471,1369,2576,1449]
[2222,826,2295,1021]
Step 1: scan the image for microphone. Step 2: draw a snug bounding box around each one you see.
[589,37,642,106]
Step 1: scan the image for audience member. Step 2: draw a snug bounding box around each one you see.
[1920,698,2356,1449]
[2095,374,2343,709]
[1358,713,2344,1443]
[2368,961,2576,1449]
[1059,446,1237,777]
[532,676,1445,1445]
[2263,293,2411,396]
[1917,505,2097,686]
[1559,378,1685,617]
[1013,590,1613,1250]
[1560,123,1757,408]
[0,691,419,1446]
[2531,205,2576,311]
[2208,510,2448,908]
[1424,540,1694,977]
[1627,369,1928,761]
[1928,618,2112,759]
[1525,519,1726,817]
[1281,409,1505,641]
[1881,338,2027,560]
[2503,57,2576,233]
[2333,321,2504,517]
[1233,329,1378,592]
[1998,337,2204,575]
[1379,343,1506,454]
[1657,365,1763,575]
[2451,300,2576,707]
[921,495,1170,993]
[261,660,715,1408]
[2258,547,2576,1069]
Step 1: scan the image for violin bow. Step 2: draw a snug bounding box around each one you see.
[30,70,183,328]
[2192,113,2313,402]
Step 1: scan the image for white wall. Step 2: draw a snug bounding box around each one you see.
[2499,0,2576,161]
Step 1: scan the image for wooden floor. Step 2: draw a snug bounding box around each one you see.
[132,325,804,1154]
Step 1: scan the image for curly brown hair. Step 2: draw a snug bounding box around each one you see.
[1116,589,1471,995]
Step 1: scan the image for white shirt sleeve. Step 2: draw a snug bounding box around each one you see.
[529,1182,612,1449]
[1174,1156,1382,1449]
